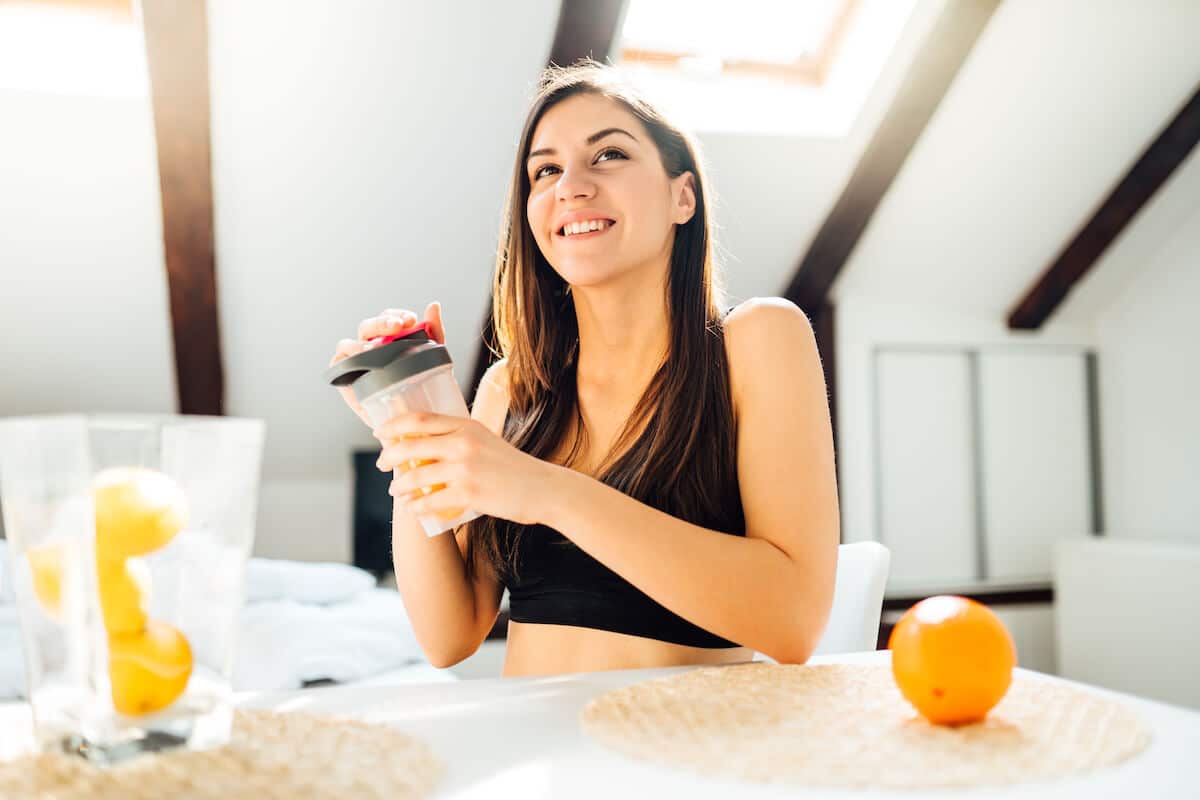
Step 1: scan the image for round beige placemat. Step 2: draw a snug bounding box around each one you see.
[0,709,442,800]
[581,663,1151,789]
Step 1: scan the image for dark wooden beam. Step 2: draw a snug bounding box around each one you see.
[1008,84,1200,329]
[468,0,629,402]
[782,0,1000,313]
[547,0,629,68]
[142,0,224,415]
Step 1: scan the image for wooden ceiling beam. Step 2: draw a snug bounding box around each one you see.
[141,0,224,415]
[781,0,1000,314]
[1008,84,1200,330]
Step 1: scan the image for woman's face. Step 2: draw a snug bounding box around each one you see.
[525,93,695,290]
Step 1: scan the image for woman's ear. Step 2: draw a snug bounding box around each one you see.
[672,171,697,225]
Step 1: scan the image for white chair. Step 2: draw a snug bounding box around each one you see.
[755,541,891,662]
[813,541,891,655]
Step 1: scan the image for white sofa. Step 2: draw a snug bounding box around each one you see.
[1054,538,1200,710]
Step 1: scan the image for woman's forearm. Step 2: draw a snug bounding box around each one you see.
[541,465,832,663]
[389,488,480,667]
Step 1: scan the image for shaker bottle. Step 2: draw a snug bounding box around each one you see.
[325,322,480,537]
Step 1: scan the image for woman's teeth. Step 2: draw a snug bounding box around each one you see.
[562,220,612,236]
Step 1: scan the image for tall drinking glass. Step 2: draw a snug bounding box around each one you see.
[0,414,265,764]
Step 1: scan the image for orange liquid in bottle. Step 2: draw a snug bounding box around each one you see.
[397,457,465,522]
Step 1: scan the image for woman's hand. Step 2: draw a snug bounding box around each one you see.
[329,303,446,427]
[374,411,555,526]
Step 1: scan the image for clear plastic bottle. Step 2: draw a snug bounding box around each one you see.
[326,323,480,536]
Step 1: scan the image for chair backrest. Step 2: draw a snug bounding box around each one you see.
[812,541,891,656]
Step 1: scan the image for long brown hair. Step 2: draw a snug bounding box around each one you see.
[463,60,744,580]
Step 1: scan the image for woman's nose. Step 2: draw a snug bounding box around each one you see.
[555,166,596,201]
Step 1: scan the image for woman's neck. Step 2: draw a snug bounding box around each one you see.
[571,271,670,394]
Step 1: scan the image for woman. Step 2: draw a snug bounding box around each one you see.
[329,62,839,677]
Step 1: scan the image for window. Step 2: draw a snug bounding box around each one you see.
[615,0,918,137]
[621,0,856,87]
[0,0,146,98]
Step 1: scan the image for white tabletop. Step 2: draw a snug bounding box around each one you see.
[3,650,1198,798]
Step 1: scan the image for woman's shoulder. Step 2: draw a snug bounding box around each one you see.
[721,297,819,403]
[722,297,815,351]
[471,357,511,436]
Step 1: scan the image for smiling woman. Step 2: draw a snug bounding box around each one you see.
[331,60,840,677]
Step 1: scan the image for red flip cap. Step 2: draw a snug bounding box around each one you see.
[367,321,431,347]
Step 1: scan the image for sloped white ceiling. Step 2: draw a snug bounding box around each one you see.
[831,0,1200,316]
[0,90,175,416]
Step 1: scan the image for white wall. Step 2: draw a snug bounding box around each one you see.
[1092,204,1200,544]
[0,90,175,415]
[832,295,1095,548]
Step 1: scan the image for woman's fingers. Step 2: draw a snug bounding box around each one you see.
[329,338,363,367]
[374,412,464,443]
[376,435,453,471]
[387,460,459,496]
[424,301,445,344]
[357,309,417,341]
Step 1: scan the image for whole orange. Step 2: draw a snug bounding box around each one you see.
[888,595,1017,726]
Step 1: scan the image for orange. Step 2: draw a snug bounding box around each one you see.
[96,558,151,636]
[26,542,66,620]
[92,467,188,562]
[108,619,193,716]
[888,595,1017,726]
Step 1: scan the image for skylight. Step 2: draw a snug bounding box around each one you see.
[0,1,147,98]
[616,0,918,137]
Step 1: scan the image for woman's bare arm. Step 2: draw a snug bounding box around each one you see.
[388,361,508,667]
[536,299,839,662]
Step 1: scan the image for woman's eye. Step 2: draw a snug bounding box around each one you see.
[532,149,626,180]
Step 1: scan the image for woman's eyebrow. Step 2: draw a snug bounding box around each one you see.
[527,128,638,162]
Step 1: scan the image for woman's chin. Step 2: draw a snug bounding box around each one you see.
[554,263,622,289]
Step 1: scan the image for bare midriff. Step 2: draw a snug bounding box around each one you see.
[501,620,754,677]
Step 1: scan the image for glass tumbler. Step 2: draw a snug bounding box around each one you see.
[0,413,265,764]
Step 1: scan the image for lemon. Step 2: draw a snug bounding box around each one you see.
[108,619,193,716]
[26,542,66,620]
[97,558,151,636]
[92,467,188,562]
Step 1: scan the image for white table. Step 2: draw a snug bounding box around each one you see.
[3,651,1198,798]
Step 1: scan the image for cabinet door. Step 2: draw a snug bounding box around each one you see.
[978,352,1092,580]
[875,351,978,588]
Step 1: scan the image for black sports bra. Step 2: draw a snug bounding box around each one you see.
[498,521,743,648]
[496,310,745,649]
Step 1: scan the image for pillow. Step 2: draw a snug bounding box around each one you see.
[243,558,377,606]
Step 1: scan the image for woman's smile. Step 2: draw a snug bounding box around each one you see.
[557,220,617,241]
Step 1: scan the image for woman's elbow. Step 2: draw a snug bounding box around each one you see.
[765,636,817,666]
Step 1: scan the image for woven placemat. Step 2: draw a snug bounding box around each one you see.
[581,662,1151,789]
[0,709,442,800]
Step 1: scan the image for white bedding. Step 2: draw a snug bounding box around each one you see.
[0,543,452,699]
